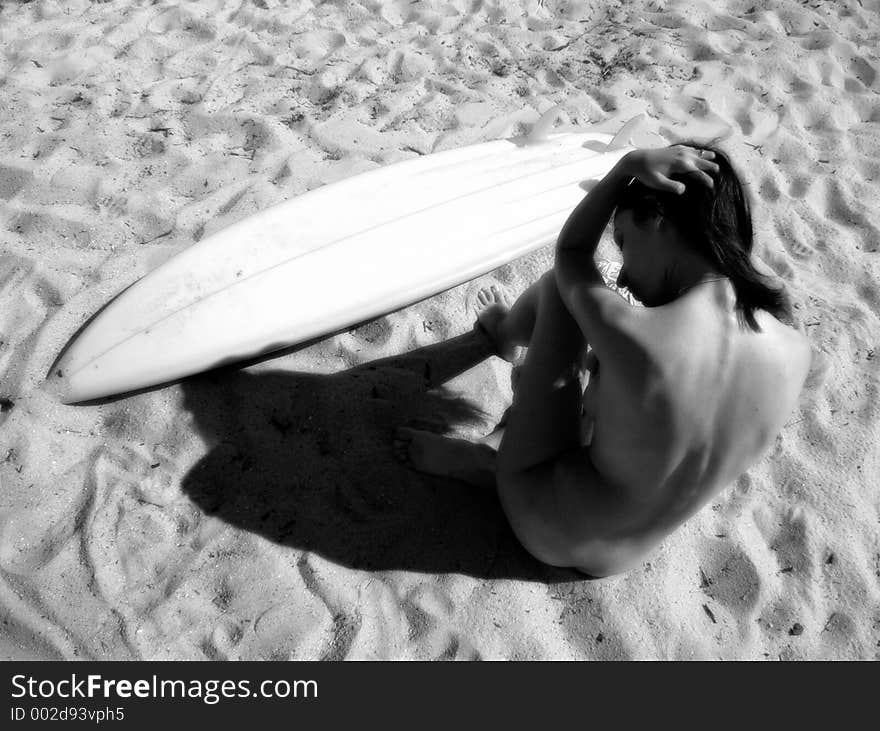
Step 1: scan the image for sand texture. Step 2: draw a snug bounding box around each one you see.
[1,0,879,660]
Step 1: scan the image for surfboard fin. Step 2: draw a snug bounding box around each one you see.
[525,105,565,145]
[606,114,647,151]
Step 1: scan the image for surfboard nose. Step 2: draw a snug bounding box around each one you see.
[45,358,75,404]
[45,344,94,404]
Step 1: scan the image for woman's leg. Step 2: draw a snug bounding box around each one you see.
[496,271,587,476]
[395,273,590,490]
[393,428,498,489]
[494,272,600,568]
[395,277,550,486]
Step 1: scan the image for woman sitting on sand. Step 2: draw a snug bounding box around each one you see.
[396,143,812,577]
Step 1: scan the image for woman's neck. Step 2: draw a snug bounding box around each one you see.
[664,249,726,298]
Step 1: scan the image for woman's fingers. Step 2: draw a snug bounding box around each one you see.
[636,147,720,192]
[696,157,721,175]
[677,154,719,188]
[688,168,716,189]
[675,147,720,172]
[655,174,686,194]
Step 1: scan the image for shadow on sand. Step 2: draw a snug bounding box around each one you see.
[180,332,581,583]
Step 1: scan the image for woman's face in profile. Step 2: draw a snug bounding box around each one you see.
[612,209,669,306]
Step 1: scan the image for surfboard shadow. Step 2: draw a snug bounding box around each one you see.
[179,333,581,583]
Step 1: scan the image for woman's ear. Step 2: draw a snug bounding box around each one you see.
[648,211,665,234]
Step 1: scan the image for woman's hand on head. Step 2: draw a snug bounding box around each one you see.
[621,146,720,194]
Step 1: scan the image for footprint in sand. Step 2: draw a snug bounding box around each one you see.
[801,30,836,52]
[854,279,880,324]
[759,174,781,203]
[0,165,32,201]
[763,249,794,280]
[149,2,218,41]
[734,103,755,137]
[787,74,816,101]
[783,237,815,261]
[818,610,863,658]
[699,539,763,618]
[716,472,755,522]
[832,41,878,88]
[0,459,94,575]
[852,372,879,423]
[400,584,464,658]
[787,176,812,199]
[351,316,393,347]
[794,342,827,391]
[97,195,129,219]
[768,507,815,581]
[825,179,869,230]
[295,554,362,661]
[843,76,865,94]
[774,214,815,260]
[217,185,252,217]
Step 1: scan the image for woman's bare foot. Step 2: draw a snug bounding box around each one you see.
[474,286,523,363]
[394,427,497,489]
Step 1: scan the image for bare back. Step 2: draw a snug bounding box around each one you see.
[585,280,811,543]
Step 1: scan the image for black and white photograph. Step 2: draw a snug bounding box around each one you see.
[0,0,878,666]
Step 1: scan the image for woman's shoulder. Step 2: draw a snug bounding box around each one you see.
[753,309,813,380]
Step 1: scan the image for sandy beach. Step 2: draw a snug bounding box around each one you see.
[1,0,878,660]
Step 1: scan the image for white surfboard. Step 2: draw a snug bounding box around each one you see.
[51,116,641,403]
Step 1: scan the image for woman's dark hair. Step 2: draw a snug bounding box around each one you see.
[614,143,790,332]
